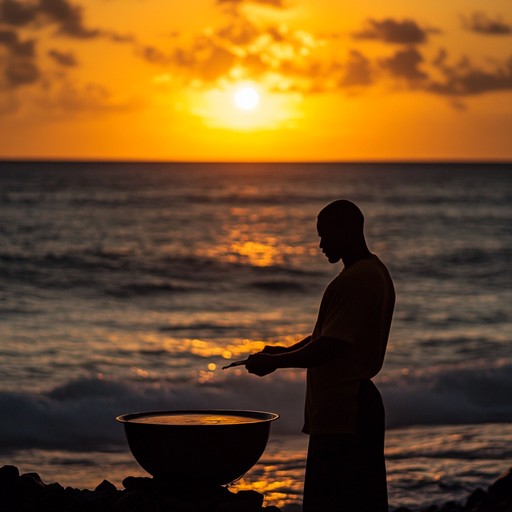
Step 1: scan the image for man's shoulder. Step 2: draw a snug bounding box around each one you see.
[328,256,393,294]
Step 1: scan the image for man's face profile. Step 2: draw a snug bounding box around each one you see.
[317,218,345,264]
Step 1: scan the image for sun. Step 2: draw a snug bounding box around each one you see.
[233,86,260,111]
[192,80,300,130]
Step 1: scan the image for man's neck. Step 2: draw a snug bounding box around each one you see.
[342,247,373,268]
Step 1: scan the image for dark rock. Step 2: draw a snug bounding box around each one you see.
[7,464,512,512]
[122,476,154,493]
[41,491,73,510]
[465,488,487,511]
[0,465,19,484]
[79,488,97,502]
[95,479,118,498]
[94,480,117,494]
[487,467,512,501]
[18,473,46,495]
[113,490,151,512]
[215,502,261,512]
[0,466,20,509]
[21,472,46,487]
[46,482,65,494]
[438,501,463,511]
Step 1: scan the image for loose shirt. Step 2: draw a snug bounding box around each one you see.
[303,255,395,435]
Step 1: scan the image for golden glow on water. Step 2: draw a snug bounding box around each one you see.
[232,435,308,510]
[129,413,260,425]
[231,241,280,267]
[178,338,266,359]
[108,326,306,386]
[200,238,284,267]
[236,476,299,509]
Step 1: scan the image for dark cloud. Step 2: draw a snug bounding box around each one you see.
[39,0,98,38]
[0,29,35,56]
[106,31,136,44]
[35,0,98,38]
[462,12,512,36]
[429,55,512,96]
[138,45,172,65]
[4,58,39,86]
[432,47,448,68]
[340,50,373,87]
[353,18,436,45]
[0,0,38,26]
[0,0,99,38]
[380,46,428,81]
[36,80,146,115]
[0,0,131,91]
[48,48,77,66]
[0,29,39,87]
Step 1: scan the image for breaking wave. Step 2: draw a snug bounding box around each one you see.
[2,362,512,451]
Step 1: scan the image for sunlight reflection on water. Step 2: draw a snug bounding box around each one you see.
[5,425,512,511]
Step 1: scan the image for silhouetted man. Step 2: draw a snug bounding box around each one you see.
[245,199,395,512]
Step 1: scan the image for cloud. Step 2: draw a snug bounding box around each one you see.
[340,50,373,87]
[137,15,324,88]
[0,0,38,26]
[429,54,512,96]
[138,35,237,82]
[462,12,512,36]
[353,18,437,45]
[0,0,100,38]
[0,29,40,87]
[380,46,428,81]
[0,1,129,91]
[133,8,512,103]
[39,0,99,38]
[4,58,39,86]
[48,48,77,66]
[137,44,172,65]
[0,29,35,56]
[215,16,260,45]
[32,79,146,117]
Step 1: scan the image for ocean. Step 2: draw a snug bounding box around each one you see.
[0,161,511,511]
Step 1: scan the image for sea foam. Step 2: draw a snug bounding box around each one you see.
[2,361,512,451]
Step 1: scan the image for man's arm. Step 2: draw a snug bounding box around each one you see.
[261,335,312,354]
[246,336,354,377]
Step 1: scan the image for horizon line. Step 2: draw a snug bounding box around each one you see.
[1,158,511,165]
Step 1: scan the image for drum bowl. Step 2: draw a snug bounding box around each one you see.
[116,409,279,486]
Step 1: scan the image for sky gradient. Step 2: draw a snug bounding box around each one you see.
[1,0,511,161]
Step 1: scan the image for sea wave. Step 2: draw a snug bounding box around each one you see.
[0,248,324,301]
[2,362,512,451]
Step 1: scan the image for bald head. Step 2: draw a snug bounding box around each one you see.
[318,200,364,233]
[317,200,368,265]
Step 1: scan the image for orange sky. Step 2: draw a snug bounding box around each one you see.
[1,0,511,161]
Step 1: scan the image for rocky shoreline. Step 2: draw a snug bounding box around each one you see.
[1,464,511,512]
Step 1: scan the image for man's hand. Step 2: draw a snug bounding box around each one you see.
[245,352,278,377]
